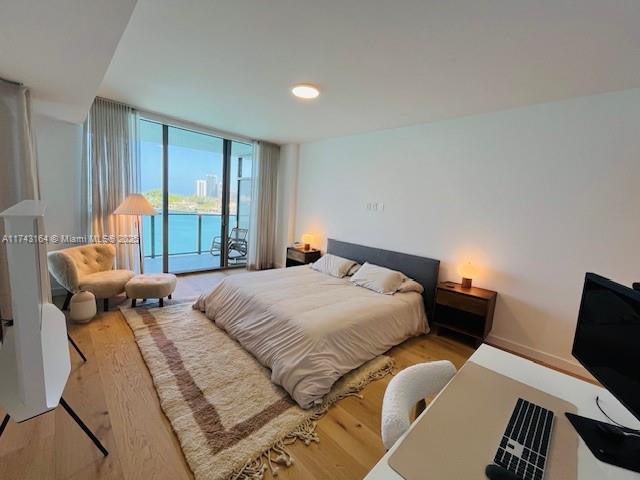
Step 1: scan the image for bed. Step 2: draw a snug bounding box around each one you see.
[193,239,440,408]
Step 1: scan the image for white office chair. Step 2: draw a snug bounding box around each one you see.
[381,360,457,450]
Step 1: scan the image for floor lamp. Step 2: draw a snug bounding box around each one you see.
[113,194,156,274]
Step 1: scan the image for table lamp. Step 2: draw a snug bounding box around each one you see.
[301,233,314,251]
[113,193,156,273]
[460,262,476,289]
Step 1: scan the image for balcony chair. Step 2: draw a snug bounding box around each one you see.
[209,227,248,264]
[47,244,135,312]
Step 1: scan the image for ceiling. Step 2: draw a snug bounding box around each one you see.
[3,1,640,143]
[98,0,640,144]
[0,0,137,122]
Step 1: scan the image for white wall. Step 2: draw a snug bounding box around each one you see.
[33,114,83,291]
[292,89,640,375]
[34,114,83,241]
[273,144,299,267]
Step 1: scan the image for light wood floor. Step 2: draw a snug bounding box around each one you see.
[0,271,475,480]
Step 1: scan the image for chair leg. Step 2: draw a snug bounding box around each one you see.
[131,299,136,308]
[103,299,108,312]
[159,298,164,307]
[59,398,108,456]
[67,334,87,362]
[62,291,73,311]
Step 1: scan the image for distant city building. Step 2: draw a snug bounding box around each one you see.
[205,174,218,197]
[195,179,207,197]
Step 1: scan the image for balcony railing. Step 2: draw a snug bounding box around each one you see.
[143,212,248,259]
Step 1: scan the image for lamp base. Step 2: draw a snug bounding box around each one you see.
[461,277,472,289]
[304,243,310,251]
[136,215,144,274]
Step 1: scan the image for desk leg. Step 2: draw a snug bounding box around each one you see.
[59,398,109,456]
[67,334,87,362]
[0,413,10,438]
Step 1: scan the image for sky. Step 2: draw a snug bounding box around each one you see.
[140,120,253,196]
[140,141,224,195]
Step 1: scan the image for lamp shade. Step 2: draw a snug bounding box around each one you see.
[301,233,314,245]
[459,262,476,279]
[113,194,156,216]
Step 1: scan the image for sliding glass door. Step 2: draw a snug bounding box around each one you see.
[167,126,225,272]
[226,141,253,265]
[140,118,253,273]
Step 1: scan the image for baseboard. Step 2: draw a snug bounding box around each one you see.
[485,333,595,382]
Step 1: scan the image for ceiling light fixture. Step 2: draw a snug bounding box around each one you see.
[291,84,320,99]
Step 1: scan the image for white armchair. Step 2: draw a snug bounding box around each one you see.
[381,360,457,450]
[47,244,135,311]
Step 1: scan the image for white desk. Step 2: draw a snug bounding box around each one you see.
[365,345,640,480]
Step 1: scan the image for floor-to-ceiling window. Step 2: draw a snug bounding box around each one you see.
[140,118,253,273]
[140,120,165,271]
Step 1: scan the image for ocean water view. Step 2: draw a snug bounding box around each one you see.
[142,213,249,258]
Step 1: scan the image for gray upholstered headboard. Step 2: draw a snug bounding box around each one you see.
[326,238,440,320]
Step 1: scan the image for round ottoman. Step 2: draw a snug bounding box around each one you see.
[125,273,177,308]
[69,290,97,323]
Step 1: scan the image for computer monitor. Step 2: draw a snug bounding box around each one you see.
[573,272,640,421]
[566,272,640,473]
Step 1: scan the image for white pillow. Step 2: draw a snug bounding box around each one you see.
[311,254,357,278]
[350,262,406,295]
[397,278,424,294]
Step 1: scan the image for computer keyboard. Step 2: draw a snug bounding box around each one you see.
[493,398,555,480]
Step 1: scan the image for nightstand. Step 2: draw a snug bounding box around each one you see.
[433,281,497,346]
[285,246,321,267]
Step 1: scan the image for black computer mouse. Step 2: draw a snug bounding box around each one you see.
[485,464,521,480]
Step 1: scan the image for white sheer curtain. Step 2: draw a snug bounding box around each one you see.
[83,97,140,271]
[247,141,280,270]
[0,79,40,319]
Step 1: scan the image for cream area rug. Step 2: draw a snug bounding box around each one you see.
[121,302,394,480]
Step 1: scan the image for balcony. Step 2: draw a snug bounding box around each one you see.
[142,212,248,273]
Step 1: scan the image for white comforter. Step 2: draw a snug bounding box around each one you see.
[193,266,428,408]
